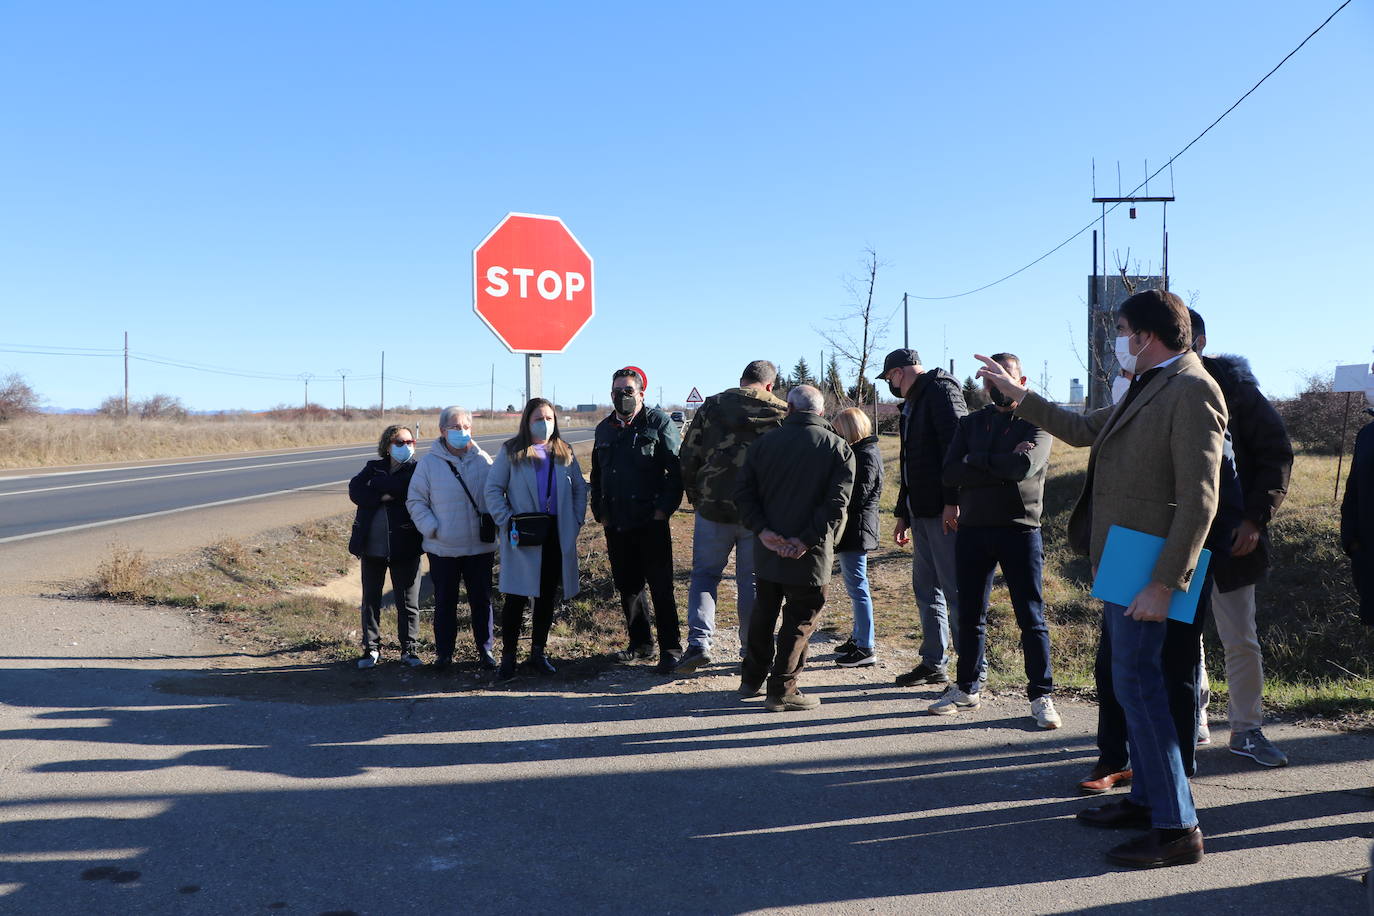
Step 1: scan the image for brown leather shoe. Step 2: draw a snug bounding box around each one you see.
[1076,798,1152,830]
[1106,827,1204,868]
[1078,765,1133,795]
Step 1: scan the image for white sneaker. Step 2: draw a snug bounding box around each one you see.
[399,651,423,668]
[1031,696,1061,730]
[1197,706,1211,745]
[928,686,980,716]
[357,649,379,669]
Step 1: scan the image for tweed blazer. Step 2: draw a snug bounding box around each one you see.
[1015,350,1227,592]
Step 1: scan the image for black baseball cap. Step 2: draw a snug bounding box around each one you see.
[878,348,922,379]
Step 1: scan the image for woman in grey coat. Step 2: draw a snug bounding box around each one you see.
[483,398,588,681]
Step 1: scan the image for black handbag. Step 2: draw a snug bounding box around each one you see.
[509,458,557,547]
[446,460,497,544]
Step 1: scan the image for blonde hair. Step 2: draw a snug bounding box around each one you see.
[831,407,871,445]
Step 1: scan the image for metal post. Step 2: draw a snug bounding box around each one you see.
[380,351,385,418]
[336,368,349,418]
[903,293,909,348]
[1335,391,1354,503]
[299,373,313,418]
[525,353,543,402]
[122,331,129,418]
[490,363,495,418]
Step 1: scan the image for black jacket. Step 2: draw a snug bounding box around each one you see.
[348,457,422,559]
[942,406,1051,528]
[1202,354,1294,591]
[735,412,855,586]
[836,436,883,552]
[590,406,684,531]
[1342,413,1374,623]
[894,368,968,520]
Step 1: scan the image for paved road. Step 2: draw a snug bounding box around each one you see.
[2,596,1372,915]
[0,431,596,544]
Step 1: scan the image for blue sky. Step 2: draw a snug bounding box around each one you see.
[1,1,1370,412]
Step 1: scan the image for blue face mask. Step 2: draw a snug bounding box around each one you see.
[389,443,414,463]
[529,419,553,442]
[445,428,472,449]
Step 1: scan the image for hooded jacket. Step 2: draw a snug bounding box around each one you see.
[836,435,883,552]
[1201,354,1294,591]
[1342,411,1374,623]
[894,367,968,520]
[679,386,788,525]
[405,438,497,558]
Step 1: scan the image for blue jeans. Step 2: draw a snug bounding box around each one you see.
[911,515,970,677]
[1104,600,1199,830]
[954,526,1051,699]
[837,550,875,649]
[686,516,757,651]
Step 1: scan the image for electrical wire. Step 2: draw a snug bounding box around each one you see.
[907,0,1354,301]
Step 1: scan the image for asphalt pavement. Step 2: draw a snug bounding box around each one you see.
[2,593,1373,915]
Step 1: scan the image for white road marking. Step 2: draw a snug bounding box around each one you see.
[0,443,374,481]
[0,480,346,544]
[0,452,373,498]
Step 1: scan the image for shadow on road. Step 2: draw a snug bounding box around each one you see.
[2,659,1372,914]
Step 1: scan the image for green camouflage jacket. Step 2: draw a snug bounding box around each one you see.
[680,386,787,525]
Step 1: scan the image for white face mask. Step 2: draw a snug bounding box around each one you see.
[1114,333,1141,374]
[1111,374,1131,406]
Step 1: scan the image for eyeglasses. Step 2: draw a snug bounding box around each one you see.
[611,387,638,396]
[391,439,415,446]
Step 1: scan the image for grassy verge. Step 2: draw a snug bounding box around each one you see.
[0,413,584,469]
[87,431,1374,727]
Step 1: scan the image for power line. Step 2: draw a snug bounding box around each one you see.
[908,0,1354,301]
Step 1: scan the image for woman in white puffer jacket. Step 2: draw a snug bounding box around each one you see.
[406,406,499,670]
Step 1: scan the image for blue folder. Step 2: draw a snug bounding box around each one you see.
[1090,525,1211,624]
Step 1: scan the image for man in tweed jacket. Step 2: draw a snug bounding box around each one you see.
[978,289,1226,869]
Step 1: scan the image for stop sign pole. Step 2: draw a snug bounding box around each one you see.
[473,212,595,405]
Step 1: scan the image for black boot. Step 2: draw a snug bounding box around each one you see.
[497,652,517,682]
[529,648,557,676]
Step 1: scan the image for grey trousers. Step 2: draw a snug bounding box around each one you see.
[911,515,983,682]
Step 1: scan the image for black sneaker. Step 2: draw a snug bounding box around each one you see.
[836,647,876,668]
[895,662,948,687]
[673,646,713,675]
[497,655,517,682]
[654,652,682,675]
[477,649,498,671]
[834,639,858,656]
[614,644,655,662]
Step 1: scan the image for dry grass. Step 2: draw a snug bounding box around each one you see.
[0,413,586,469]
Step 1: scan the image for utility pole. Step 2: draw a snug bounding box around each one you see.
[336,368,349,419]
[122,331,129,418]
[490,363,495,418]
[380,351,385,418]
[902,293,909,348]
[299,373,314,418]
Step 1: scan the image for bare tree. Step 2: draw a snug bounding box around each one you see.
[0,373,40,422]
[817,248,888,424]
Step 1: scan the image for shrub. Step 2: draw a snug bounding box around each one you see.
[1274,372,1362,455]
[137,394,188,420]
[0,373,40,422]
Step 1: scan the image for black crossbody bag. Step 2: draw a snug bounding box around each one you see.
[445,461,498,543]
[510,456,557,547]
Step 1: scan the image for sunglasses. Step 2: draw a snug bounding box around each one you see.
[391,438,415,446]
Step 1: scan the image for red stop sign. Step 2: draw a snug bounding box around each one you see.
[473,212,595,353]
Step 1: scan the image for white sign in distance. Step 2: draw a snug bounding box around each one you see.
[1334,363,1374,393]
